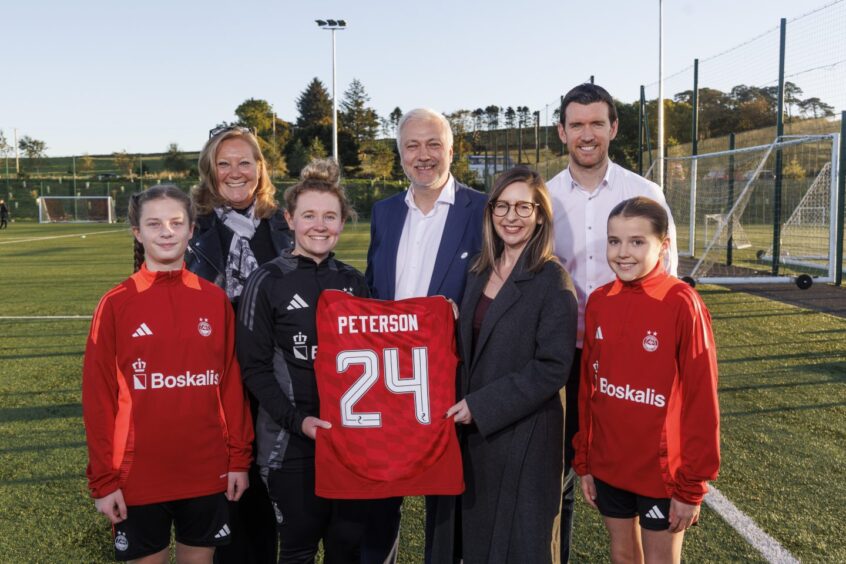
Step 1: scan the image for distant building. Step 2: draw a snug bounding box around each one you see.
[468,154,515,181]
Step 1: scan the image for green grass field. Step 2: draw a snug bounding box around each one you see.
[1,223,844,562]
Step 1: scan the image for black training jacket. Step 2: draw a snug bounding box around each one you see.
[236,250,369,469]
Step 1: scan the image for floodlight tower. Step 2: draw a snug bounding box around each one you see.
[315,19,347,163]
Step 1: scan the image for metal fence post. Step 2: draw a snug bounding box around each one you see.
[772,17,787,275]
[638,86,645,176]
[727,133,736,266]
[836,112,846,285]
[689,61,699,256]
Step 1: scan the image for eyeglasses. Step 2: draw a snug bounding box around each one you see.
[208,125,253,139]
[490,200,538,218]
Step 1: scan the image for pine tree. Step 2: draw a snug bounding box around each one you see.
[307,137,328,160]
[296,78,333,129]
[389,107,403,138]
[340,79,380,145]
[287,139,309,178]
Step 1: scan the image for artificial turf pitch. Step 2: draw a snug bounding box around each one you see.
[0,223,843,562]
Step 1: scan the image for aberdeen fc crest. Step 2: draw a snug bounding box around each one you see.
[198,318,212,337]
[114,531,129,552]
[643,330,659,352]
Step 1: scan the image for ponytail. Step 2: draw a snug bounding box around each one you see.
[133,238,145,273]
[129,192,144,272]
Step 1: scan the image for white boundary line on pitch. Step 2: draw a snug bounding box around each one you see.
[0,315,91,320]
[705,486,799,563]
[0,229,127,245]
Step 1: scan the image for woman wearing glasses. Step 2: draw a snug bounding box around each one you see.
[187,126,292,564]
[442,167,578,563]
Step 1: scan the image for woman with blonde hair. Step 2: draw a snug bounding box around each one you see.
[187,126,292,564]
[188,126,293,305]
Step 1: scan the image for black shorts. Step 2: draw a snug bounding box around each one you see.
[112,492,230,561]
[593,477,671,531]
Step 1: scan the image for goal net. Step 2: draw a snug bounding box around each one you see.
[37,196,116,223]
[704,214,752,250]
[761,161,832,270]
[645,134,840,284]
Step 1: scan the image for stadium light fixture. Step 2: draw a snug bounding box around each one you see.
[316,18,347,163]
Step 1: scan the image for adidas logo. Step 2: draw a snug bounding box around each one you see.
[132,323,153,338]
[645,505,665,519]
[214,524,231,539]
[286,294,309,310]
[595,326,604,340]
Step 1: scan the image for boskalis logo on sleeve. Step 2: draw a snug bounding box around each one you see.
[131,358,220,390]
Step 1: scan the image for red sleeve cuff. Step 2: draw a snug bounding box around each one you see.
[672,482,708,505]
[89,476,120,500]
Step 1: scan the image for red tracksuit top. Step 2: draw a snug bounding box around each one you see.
[313,290,464,499]
[83,265,254,506]
[572,265,720,505]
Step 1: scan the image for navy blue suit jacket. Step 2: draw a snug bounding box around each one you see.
[365,181,487,304]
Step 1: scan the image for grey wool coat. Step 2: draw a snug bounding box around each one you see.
[432,253,578,564]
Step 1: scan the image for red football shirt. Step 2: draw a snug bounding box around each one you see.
[83,266,253,505]
[314,291,464,499]
[572,266,720,505]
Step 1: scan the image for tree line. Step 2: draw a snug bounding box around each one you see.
[1,78,837,182]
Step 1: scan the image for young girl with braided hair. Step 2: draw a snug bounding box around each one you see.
[83,185,253,563]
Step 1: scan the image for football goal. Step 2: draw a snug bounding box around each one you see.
[37,196,116,223]
[645,133,840,285]
[760,161,833,271]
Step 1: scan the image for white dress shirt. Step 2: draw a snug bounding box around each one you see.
[394,176,456,300]
[548,162,678,346]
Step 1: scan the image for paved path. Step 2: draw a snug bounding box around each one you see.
[727,282,846,318]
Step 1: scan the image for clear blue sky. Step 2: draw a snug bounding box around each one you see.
[2,0,841,156]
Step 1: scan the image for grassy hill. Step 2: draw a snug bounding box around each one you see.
[4,152,201,179]
[666,115,842,157]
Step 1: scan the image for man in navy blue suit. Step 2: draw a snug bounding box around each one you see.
[363,108,487,564]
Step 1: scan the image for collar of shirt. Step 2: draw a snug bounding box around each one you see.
[607,262,675,300]
[565,162,614,196]
[404,174,456,215]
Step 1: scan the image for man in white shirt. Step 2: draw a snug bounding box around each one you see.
[364,108,487,564]
[547,83,678,563]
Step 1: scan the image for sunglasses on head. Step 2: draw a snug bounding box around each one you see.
[208,125,253,139]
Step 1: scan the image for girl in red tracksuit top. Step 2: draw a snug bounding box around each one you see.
[573,196,719,563]
[83,185,253,563]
